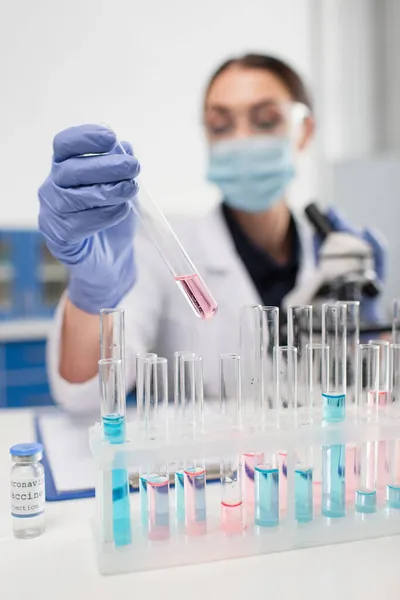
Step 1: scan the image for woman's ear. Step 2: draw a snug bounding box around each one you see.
[297,116,315,151]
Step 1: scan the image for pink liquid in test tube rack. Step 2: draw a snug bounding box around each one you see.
[146,474,170,541]
[221,501,246,534]
[184,466,207,536]
[175,274,218,320]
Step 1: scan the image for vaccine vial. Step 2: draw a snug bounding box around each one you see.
[10,443,45,539]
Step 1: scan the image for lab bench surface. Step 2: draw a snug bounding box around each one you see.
[0,408,400,600]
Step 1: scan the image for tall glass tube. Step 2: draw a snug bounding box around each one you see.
[340,301,360,406]
[98,358,131,547]
[180,354,206,536]
[390,343,400,406]
[387,343,400,508]
[259,306,280,422]
[140,356,170,541]
[273,346,298,423]
[369,340,390,407]
[240,304,262,423]
[322,303,347,422]
[136,352,157,425]
[321,305,346,518]
[115,141,217,320]
[287,305,312,422]
[355,344,379,514]
[305,343,329,423]
[393,299,400,344]
[173,351,193,526]
[219,353,244,533]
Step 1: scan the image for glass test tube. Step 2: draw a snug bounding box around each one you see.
[355,344,379,513]
[321,305,346,518]
[322,304,347,422]
[98,358,131,546]
[287,305,312,419]
[173,351,194,526]
[254,347,296,526]
[140,356,170,541]
[340,301,360,406]
[240,306,279,514]
[219,354,245,533]
[387,344,400,508]
[116,141,218,320]
[305,344,329,509]
[180,354,207,536]
[99,308,129,546]
[369,340,390,407]
[136,352,157,425]
[392,299,400,344]
[287,308,314,522]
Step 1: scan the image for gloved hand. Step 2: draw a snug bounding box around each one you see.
[313,207,387,323]
[38,124,140,314]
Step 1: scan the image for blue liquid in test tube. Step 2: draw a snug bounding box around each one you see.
[295,467,313,522]
[322,393,345,423]
[355,489,377,513]
[387,485,400,509]
[322,444,346,518]
[255,465,279,527]
[102,414,131,546]
[175,469,185,525]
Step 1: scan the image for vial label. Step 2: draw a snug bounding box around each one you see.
[11,475,45,518]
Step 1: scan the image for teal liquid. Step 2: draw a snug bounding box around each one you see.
[322,444,346,518]
[295,467,313,523]
[254,465,279,527]
[140,475,148,529]
[322,393,345,423]
[175,470,185,524]
[387,484,400,508]
[355,489,377,513]
[102,414,131,546]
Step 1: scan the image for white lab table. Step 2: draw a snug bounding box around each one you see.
[0,408,399,600]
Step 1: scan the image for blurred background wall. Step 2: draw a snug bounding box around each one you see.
[0,0,314,223]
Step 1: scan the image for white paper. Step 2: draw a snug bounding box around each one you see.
[38,412,97,492]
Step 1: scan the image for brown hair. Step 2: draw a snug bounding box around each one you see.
[204,53,312,111]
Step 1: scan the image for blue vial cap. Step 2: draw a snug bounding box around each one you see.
[10,443,43,457]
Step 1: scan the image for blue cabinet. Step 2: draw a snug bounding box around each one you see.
[0,230,67,320]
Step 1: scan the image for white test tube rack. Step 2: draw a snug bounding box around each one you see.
[89,405,400,576]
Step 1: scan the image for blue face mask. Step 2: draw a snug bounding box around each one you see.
[206,136,295,213]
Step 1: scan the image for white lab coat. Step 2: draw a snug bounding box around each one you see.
[47,205,316,413]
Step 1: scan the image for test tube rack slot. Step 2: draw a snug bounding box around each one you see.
[90,407,400,575]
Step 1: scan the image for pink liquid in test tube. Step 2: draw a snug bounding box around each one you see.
[221,501,246,534]
[147,474,170,541]
[175,274,218,320]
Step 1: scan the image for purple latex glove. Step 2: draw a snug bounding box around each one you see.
[38,125,140,314]
[313,207,386,322]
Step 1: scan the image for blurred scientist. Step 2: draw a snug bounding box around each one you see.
[38,53,386,412]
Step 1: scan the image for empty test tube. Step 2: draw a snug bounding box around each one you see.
[369,340,390,407]
[393,299,400,344]
[340,301,360,406]
[219,354,245,533]
[173,351,195,526]
[99,357,131,547]
[179,353,206,535]
[287,305,312,419]
[136,352,157,424]
[387,343,400,508]
[355,344,379,513]
[273,346,298,422]
[140,356,170,541]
